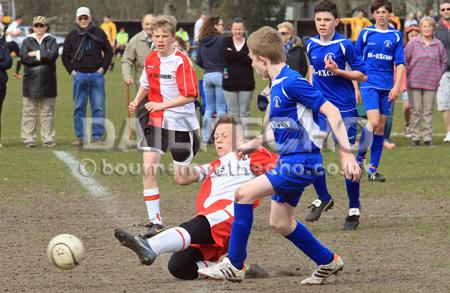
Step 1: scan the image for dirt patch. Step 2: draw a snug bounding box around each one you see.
[1,188,449,292]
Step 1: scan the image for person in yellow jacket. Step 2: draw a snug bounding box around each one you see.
[341,8,372,42]
[101,15,117,71]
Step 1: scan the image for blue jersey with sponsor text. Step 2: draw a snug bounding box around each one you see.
[269,65,327,155]
[355,25,404,90]
[306,33,366,111]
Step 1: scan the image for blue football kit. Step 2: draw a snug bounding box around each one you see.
[355,25,404,116]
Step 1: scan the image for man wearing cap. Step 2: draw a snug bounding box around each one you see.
[62,7,113,146]
[121,13,154,135]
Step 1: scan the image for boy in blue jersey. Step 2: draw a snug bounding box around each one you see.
[355,0,405,182]
[305,0,367,230]
[197,26,361,284]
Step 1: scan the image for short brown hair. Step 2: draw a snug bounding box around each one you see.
[152,15,177,35]
[247,26,285,64]
[371,0,392,13]
[211,114,244,142]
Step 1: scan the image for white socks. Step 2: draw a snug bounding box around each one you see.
[147,227,191,255]
[143,188,162,225]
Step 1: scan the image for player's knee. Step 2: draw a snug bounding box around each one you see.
[167,255,198,280]
[269,218,291,235]
[174,174,189,185]
[234,187,251,203]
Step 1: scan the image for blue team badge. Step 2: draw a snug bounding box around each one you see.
[384,40,392,48]
[325,53,335,61]
[273,96,281,108]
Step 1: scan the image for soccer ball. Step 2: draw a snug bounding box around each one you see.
[47,234,85,270]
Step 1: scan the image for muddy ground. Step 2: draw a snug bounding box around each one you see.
[1,185,449,293]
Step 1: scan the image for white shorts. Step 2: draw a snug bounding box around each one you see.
[437,72,450,111]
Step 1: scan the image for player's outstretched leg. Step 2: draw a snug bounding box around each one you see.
[301,254,344,285]
[114,228,157,265]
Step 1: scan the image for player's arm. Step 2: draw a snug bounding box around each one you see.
[146,95,196,112]
[352,80,362,103]
[129,69,148,113]
[237,127,275,159]
[325,59,367,82]
[175,164,209,186]
[389,35,405,101]
[319,101,360,182]
[389,64,404,101]
[308,65,314,84]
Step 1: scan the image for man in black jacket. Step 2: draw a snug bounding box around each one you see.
[62,6,113,145]
[435,0,450,143]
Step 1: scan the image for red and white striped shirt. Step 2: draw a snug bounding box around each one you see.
[195,147,278,218]
[140,50,199,131]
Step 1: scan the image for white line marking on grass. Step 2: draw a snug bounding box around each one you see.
[53,150,132,224]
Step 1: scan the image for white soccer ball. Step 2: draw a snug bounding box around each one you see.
[47,234,85,270]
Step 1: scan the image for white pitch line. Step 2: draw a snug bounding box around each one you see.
[53,150,131,223]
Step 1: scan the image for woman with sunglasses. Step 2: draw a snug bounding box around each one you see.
[277,21,308,77]
[19,16,58,147]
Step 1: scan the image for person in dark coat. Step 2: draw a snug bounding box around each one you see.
[277,21,309,77]
[222,18,255,132]
[20,16,58,147]
[0,23,13,148]
[62,7,113,145]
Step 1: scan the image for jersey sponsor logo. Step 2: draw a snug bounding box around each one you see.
[313,68,335,77]
[273,96,282,108]
[270,120,291,129]
[367,52,393,61]
[149,73,172,79]
[384,40,392,48]
[368,42,376,45]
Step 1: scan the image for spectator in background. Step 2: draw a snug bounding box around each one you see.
[435,0,450,143]
[415,10,423,24]
[341,8,372,42]
[222,18,255,131]
[174,36,188,55]
[277,21,308,77]
[101,15,117,71]
[389,12,401,30]
[404,12,418,28]
[401,25,420,139]
[20,16,58,148]
[0,23,12,148]
[194,13,207,43]
[428,8,439,22]
[116,27,128,57]
[175,27,190,51]
[121,13,154,136]
[405,17,447,146]
[62,7,113,146]
[5,14,24,79]
[197,16,226,144]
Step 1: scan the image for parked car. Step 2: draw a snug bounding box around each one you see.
[15,26,65,55]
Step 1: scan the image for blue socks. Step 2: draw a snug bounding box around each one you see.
[313,173,332,202]
[369,134,384,173]
[346,178,360,209]
[228,202,254,270]
[285,221,334,265]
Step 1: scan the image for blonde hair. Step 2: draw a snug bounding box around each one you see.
[152,15,177,35]
[419,16,436,29]
[211,114,245,142]
[247,26,286,64]
[277,21,294,34]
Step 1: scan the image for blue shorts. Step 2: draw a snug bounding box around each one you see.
[318,109,358,145]
[267,153,323,207]
[361,88,392,116]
